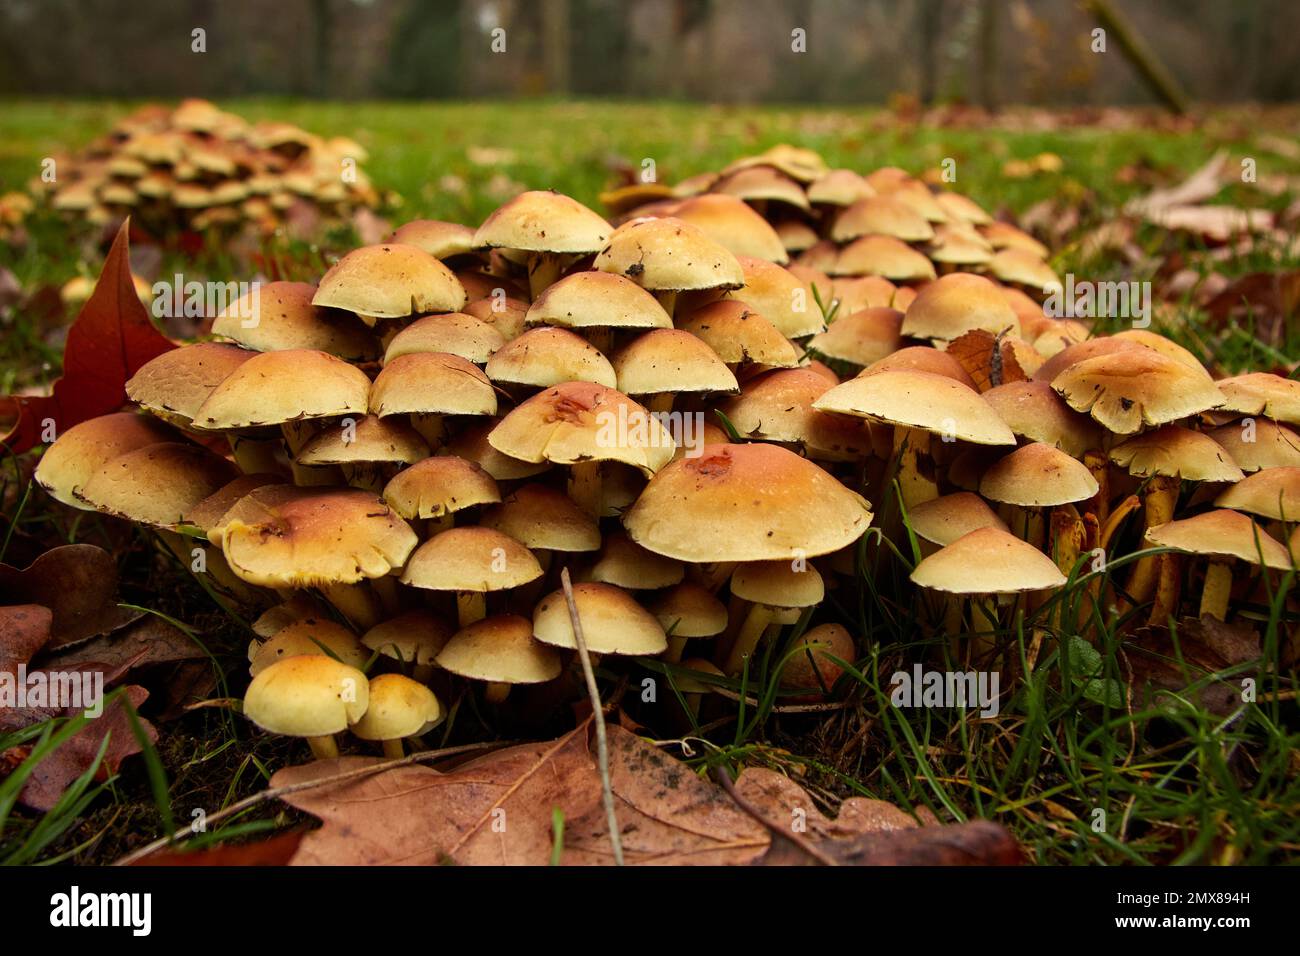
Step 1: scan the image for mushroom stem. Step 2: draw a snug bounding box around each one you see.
[228,434,283,476]
[654,289,678,318]
[307,735,339,760]
[568,461,603,518]
[1124,475,1179,607]
[456,591,487,628]
[585,327,614,355]
[484,681,511,704]
[410,413,446,450]
[413,662,435,684]
[647,393,675,415]
[1199,561,1232,620]
[371,575,403,615]
[892,426,938,511]
[426,513,455,535]
[281,422,338,487]
[665,635,688,663]
[528,252,566,301]
[341,463,385,493]
[1083,450,1110,526]
[1148,553,1182,625]
[321,582,383,630]
[724,604,774,675]
[382,738,405,760]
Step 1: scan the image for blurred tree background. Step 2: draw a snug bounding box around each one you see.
[0,0,1296,104]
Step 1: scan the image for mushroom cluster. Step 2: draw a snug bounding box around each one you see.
[32,150,1299,756]
[34,99,378,235]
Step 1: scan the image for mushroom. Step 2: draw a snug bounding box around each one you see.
[650,582,729,662]
[611,328,738,414]
[723,560,825,675]
[383,312,507,366]
[361,611,452,683]
[351,674,444,758]
[473,191,611,300]
[899,272,1019,342]
[311,243,468,324]
[243,655,370,760]
[211,280,379,363]
[486,327,618,392]
[295,414,428,492]
[671,194,789,264]
[533,582,668,657]
[369,351,497,449]
[718,367,873,463]
[401,526,542,628]
[525,270,671,354]
[978,442,1099,549]
[382,455,501,535]
[478,484,601,573]
[248,617,368,677]
[593,216,744,317]
[435,614,562,704]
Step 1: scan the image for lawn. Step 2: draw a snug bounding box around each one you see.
[0,99,1298,866]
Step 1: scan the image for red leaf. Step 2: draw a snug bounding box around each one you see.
[1,220,175,453]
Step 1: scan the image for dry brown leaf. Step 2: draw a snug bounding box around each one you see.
[134,831,304,866]
[945,329,1026,392]
[1127,616,1260,716]
[1124,151,1228,217]
[275,724,1019,866]
[1143,205,1273,242]
[0,604,52,672]
[0,544,140,649]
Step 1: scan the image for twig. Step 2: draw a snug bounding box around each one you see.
[112,740,508,866]
[709,765,840,866]
[560,566,624,865]
[709,686,847,714]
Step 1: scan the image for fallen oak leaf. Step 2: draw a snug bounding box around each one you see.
[945,328,1026,392]
[765,820,1022,866]
[0,544,140,648]
[0,603,53,672]
[46,614,205,672]
[132,831,304,867]
[1126,615,1259,717]
[0,219,175,454]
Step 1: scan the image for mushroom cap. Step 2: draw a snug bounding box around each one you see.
[1207,420,1300,472]
[211,281,379,362]
[1215,467,1300,521]
[814,369,1016,445]
[1215,372,1300,425]
[979,442,1099,507]
[910,527,1067,594]
[1031,336,1146,384]
[981,221,1049,258]
[671,194,789,264]
[435,614,561,685]
[582,532,684,590]
[185,474,285,533]
[900,273,1020,342]
[935,191,993,225]
[1052,349,1225,435]
[675,300,799,367]
[382,456,500,519]
[249,617,368,677]
[402,526,542,592]
[775,222,817,255]
[369,352,497,417]
[781,623,855,693]
[832,235,937,281]
[715,166,810,210]
[861,345,978,389]
[473,190,610,254]
[525,271,672,330]
[351,674,444,741]
[76,441,237,528]
[126,343,254,426]
[807,307,903,368]
[35,412,177,509]
[718,367,873,461]
[722,144,828,183]
[671,658,727,694]
[479,484,601,552]
[831,196,934,243]
[1109,425,1243,483]
[981,380,1100,458]
[243,655,369,738]
[650,583,728,638]
[312,243,468,319]
[486,327,617,389]
[730,559,825,608]
[724,256,825,338]
[593,217,745,291]
[906,492,1009,546]
[216,485,417,587]
[487,381,675,476]
[807,169,875,206]
[623,443,872,562]
[611,329,738,396]
[1145,510,1291,570]
[389,219,477,259]
[987,249,1060,293]
[442,419,552,481]
[295,414,428,466]
[193,349,371,430]
[1109,329,1207,374]
[362,610,453,666]
[383,312,506,365]
[532,582,667,656]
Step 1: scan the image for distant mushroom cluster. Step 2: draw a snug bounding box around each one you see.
[32,143,1299,758]
[34,98,378,236]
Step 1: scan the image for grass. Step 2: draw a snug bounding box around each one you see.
[0,99,1298,865]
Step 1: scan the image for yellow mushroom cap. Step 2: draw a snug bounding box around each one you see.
[1215,467,1300,521]
[808,307,903,368]
[243,655,369,738]
[478,484,601,552]
[982,380,1100,458]
[718,367,873,461]
[435,614,562,685]
[486,327,617,390]
[312,243,468,320]
[831,196,934,243]
[910,527,1067,594]
[362,610,453,666]
[594,217,744,291]
[296,414,428,466]
[730,560,824,608]
[382,456,500,519]
[249,618,367,677]
[193,349,371,430]
[389,219,477,260]
[473,190,610,254]
[211,281,379,362]
[675,300,799,368]
[814,369,1016,445]
[612,329,738,396]
[582,532,684,590]
[525,270,672,330]
[723,256,825,339]
[1109,425,1243,483]
[383,312,506,365]
[369,352,497,418]
[979,442,1099,507]
[1207,420,1300,473]
[671,194,789,264]
[1145,510,1291,570]
[351,674,443,741]
[650,583,728,638]
[126,343,254,427]
[1214,372,1300,425]
[76,441,238,528]
[401,526,542,592]
[35,412,177,509]
[532,582,667,656]
[900,272,1020,342]
[623,442,872,562]
[832,235,937,282]
[906,492,1009,547]
[1051,349,1225,436]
